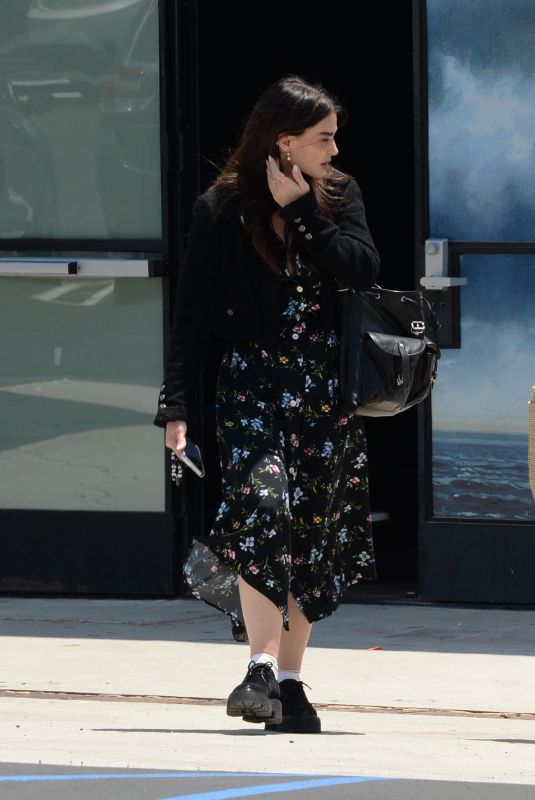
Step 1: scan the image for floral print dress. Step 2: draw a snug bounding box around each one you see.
[184,243,376,641]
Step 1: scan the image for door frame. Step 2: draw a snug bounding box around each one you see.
[413,0,535,604]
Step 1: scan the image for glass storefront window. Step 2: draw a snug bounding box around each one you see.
[432,254,535,521]
[0,276,165,511]
[0,0,161,240]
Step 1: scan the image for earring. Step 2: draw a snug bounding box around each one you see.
[286,150,291,162]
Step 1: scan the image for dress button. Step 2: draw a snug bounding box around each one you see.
[294,217,302,224]
[226,308,234,315]
[296,285,304,293]
[305,233,312,240]
[298,225,306,232]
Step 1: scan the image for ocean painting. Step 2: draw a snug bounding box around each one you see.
[430,254,535,521]
[427,0,535,522]
[433,431,535,521]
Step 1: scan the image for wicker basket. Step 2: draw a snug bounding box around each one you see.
[530,386,535,501]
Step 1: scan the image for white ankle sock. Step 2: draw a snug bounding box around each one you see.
[251,652,278,680]
[278,668,301,683]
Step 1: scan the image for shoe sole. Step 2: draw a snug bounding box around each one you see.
[227,697,282,725]
[265,713,321,733]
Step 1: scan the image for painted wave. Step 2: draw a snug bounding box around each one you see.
[432,431,535,521]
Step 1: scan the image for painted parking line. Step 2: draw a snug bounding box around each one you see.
[0,769,391,800]
[158,776,389,800]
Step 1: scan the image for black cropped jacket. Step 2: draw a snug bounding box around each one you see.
[153,177,380,427]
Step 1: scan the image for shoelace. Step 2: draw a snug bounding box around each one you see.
[245,663,312,691]
[246,659,275,675]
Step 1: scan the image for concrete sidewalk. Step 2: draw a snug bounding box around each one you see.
[1,595,534,785]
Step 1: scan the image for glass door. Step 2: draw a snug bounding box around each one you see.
[0,0,198,595]
[415,0,535,602]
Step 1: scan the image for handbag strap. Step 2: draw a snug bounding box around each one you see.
[397,340,410,387]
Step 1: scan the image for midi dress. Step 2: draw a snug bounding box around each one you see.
[184,233,376,641]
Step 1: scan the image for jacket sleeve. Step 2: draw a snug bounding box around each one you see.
[153,192,219,428]
[278,178,380,289]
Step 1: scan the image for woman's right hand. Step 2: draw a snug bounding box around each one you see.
[165,420,187,456]
[266,155,310,207]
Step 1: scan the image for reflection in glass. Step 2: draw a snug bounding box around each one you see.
[0,0,161,240]
[0,276,164,510]
[432,255,535,520]
[427,0,535,241]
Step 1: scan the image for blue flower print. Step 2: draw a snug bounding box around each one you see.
[281,391,301,409]
[355,452,367,468]
[327,379,335,400]
[338,527,349,543]
[239,536,255,552]
[231,446,243,464]
[282,299,300,317]
[240,417,264,431]
[214,502,230,522]
[321,439,334,458]
[332,573,342,593]
[292,486,309,505]
[230,351,248,370]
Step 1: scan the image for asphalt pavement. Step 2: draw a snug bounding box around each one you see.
[1,595,534,798]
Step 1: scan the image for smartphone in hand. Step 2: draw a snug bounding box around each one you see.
[171,438,205,482]
[180,438,205,477]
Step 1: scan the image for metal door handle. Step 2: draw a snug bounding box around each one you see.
[420,239,468,291]
[0,258,164,277]
[0,260,77,276]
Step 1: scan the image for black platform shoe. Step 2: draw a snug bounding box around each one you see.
[226,660,282,725]
[265,679,321,733]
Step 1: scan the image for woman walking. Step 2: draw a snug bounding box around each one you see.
[153,75,380,733]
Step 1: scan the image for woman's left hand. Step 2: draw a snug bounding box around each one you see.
[266,155,310,207]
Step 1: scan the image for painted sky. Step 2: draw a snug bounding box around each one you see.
[427,0,535,433]
[432,255,535,433]
[428,0,535,241]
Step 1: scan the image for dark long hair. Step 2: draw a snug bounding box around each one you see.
[209,75,352,276]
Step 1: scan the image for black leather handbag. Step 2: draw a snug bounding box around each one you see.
[337,283,441,417]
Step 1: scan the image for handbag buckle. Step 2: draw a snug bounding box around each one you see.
[411,320,425,335]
